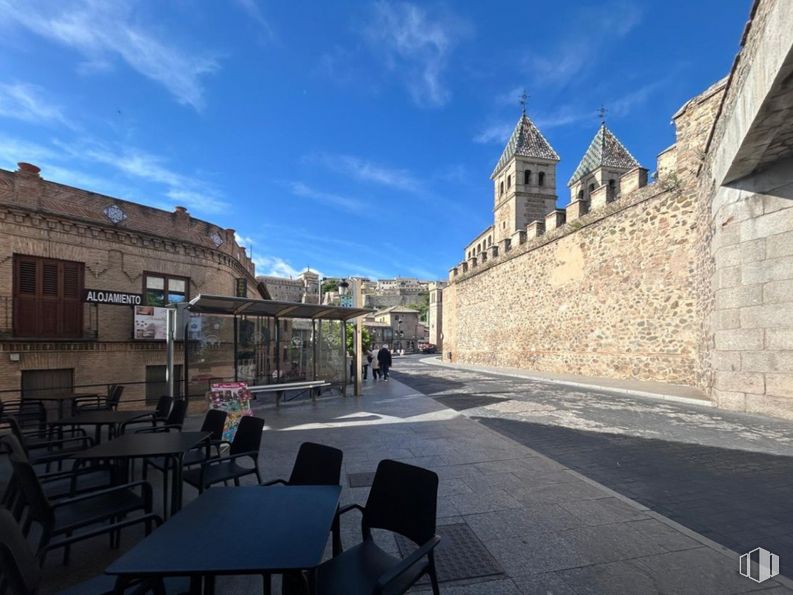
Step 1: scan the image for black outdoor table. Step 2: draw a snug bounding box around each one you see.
[33,392,100,419]
[71,431,211,518]
[49,409,153,443]
[106,485,342,595]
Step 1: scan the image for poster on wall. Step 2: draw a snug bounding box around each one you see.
[134,306,168,339]
[207,382,253,441]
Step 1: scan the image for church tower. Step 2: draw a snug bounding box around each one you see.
[491,111,559,244]
[567,122,640,203]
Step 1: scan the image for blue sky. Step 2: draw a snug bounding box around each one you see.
[0,0,750,280]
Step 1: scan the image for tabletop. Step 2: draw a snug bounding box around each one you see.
[106,485,342,576]
[72,431,210,459]
[49,410,152,426]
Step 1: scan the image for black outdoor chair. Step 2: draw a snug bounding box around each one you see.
[262,442,343,487]
[182,408,228,466]
[0,508,179,595]
[261,442,344,595]
[316,459,441,595]
[72,384,125,413]
[119,396,173,434]
[0,417,92,469]
[135,400,188,434]
[0,434,114,507]
[7,454,158,564]
[182,415,265,493]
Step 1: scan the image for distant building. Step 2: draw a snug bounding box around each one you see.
[373,306,422,353]
[427,281,446,350]
[257,270,319,304]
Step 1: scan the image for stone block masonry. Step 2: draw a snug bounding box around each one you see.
[443,179,698,385]
[443,0,793,420]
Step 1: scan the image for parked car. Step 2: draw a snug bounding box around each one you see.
[420,344,437,354]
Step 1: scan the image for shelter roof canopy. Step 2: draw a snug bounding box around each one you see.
[188,294,371,321]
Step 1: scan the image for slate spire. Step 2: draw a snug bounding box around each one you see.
[490,114,559,179]
[567,123,640,187]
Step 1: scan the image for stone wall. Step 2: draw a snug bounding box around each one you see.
[443,178,700,384]
[443,81,725,388]
[696,0,793,418]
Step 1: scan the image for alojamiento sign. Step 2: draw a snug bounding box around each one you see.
[83,290,143,306]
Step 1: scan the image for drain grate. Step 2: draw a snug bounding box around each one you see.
[347,472,376,488]
[434,393,509,411]
[395,523,503,583]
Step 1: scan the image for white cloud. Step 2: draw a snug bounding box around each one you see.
[253,256,305,278]
[364,2,470,107]
[0,0,218,110]
[234,0,274,39]
[288,181,366,213]
[0,82,72,127]
[524,2,642,88]
[313,153,421,192]
[473,122,513,145]
[165,189,229,215]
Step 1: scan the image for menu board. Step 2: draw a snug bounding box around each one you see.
[208,382,253,441]
[134,306,168,340]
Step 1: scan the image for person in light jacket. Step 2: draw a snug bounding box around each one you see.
[377,345,393,381]
[371,346,381,380]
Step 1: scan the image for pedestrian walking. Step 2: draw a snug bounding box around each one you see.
[377,344,392,381]
[371,346,381,380]
[363,348,372,380]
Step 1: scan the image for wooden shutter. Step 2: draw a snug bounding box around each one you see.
[13,255,84,338]
[13,257,38,337]
[61,261,83,337]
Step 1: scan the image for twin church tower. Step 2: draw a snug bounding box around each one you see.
[465,109,640,259]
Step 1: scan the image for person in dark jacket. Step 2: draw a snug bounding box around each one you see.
[377,345,393,381]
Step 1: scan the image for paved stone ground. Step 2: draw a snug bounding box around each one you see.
[394,355,793,582]
[16,364,792,594]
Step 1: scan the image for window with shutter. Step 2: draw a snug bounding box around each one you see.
[13,255,84,339]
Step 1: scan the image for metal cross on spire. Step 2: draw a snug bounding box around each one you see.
[597,105,607,125]
[520,90,528,115]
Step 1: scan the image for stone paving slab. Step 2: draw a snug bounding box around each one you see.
[33,365,793,594]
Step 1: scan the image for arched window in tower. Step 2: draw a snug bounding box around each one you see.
[524,170,531,185]
[578,189,584,200]
[588,183,595,194]
[507,175,511,188]
[609,179,616,191]
[499,181,504,196]
[538,172,545,186]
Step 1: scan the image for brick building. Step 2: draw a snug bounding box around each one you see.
[0,162,261,405]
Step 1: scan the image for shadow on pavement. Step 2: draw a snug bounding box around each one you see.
[474,415,793,578]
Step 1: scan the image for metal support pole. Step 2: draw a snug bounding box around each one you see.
[166,307,175,399]
[312,319,317,381]
[341,320,347,397]
[275,317,281,384]
[233,315,239,382]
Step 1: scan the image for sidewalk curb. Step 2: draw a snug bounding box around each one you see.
[420,356,714,409]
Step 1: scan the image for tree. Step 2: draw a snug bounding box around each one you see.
[346,323,372,353]
[321,279,339,294]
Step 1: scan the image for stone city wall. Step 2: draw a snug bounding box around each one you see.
[442,80,724,387]
[443,178,699,385]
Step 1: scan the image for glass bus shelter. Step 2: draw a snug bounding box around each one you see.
[165,294,371,401]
